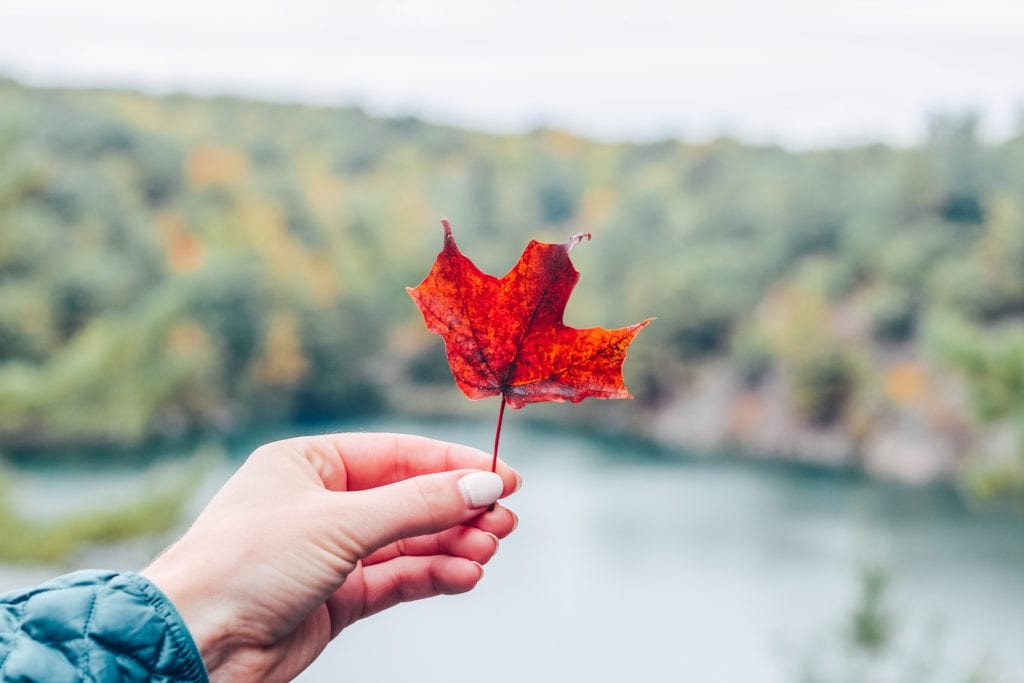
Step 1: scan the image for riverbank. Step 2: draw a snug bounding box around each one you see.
[381,355,1022,506]
[640,361,971,484]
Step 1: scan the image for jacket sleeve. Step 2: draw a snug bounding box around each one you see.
[0,569,209,683]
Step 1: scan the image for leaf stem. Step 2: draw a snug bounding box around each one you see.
[488,395,507,511]
[492,395,506,473]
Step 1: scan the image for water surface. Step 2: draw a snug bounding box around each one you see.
[3,416,1023,682]
[303,417,1024,682]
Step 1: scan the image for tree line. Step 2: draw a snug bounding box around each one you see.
[0,78,1021,500]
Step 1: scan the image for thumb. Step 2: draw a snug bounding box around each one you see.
[342,470,506,555]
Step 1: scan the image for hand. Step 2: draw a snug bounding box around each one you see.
[141,433,520,682]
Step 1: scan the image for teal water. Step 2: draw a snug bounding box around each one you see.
[298,417,1024,683]
[4,416,1024,682]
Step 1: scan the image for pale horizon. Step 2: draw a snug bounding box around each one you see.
[2,0,1023,148]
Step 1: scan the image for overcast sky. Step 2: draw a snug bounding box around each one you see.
[1,0,1022,147]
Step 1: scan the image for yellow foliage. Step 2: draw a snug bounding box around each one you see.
[167,321,214,362]
[156,210,205,273]
[252,313,308,386]
[305,256,342,307]
[757,285,832,364]
[117,94,166,131]
[541,129,584,155]
[579,187,617,226]
[236,199,339,304]
[186,144,249,188]
[883,361,929,406]
[299,161,345,216]
[979,196,1024,273]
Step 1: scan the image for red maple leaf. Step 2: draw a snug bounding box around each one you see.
[408,219,650,471]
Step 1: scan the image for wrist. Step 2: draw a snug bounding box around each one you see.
[142,548,239,676]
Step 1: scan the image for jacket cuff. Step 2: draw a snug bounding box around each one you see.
[0,569,209,682]
[120,572,210,683]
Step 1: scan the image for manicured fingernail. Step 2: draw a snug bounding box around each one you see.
[512,471,523,493]
[459,471,504,508]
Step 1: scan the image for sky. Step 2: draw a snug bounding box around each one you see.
[1,0,1023,147]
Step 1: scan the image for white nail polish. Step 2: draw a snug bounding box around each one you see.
[459,471,504,508]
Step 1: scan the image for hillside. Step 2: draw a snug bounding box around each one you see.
[1,78,1022,500]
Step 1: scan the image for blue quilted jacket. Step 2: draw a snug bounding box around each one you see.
[0,570,208,682]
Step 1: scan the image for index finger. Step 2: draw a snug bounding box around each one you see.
[281,432,520,494]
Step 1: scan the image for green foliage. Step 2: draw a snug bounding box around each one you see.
[537,174,578,224]
[0,456,204,563]
[797,565,1001,683]
[962,460,1024,509]
[866,284,917,343]
[793,349,859,426]
[292,300,385,418]
[730,326,774,387]
[928,315,1024,502]
[929,316,1024,424]
[0,79,1021,473]
[849,565,892,651]
[183,256,269,386]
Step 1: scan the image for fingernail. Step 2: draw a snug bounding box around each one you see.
[459,471,504,508]
[512,471,523,493]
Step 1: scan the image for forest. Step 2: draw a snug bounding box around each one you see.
[1,77,1022,503]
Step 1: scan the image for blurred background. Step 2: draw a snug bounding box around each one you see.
[1,1,1024,681]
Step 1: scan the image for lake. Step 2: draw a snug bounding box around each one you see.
[3,416,1024,682]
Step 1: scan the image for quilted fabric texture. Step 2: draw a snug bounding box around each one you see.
[0,570,208,682]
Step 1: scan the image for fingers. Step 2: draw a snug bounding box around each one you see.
[325,506,516,636]
[362,525,499,566]
[339,468,514,556]
[466,505,518,539]
[282,432,520,496]
[359,504,516,566]
[331,555,484,628]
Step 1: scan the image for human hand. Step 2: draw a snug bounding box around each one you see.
[141,433,520,682]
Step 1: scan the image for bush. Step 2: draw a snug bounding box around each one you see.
[731,327,774,387]
[866,285,917,343]
[0,454,206,563]
[793,350,858,426]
